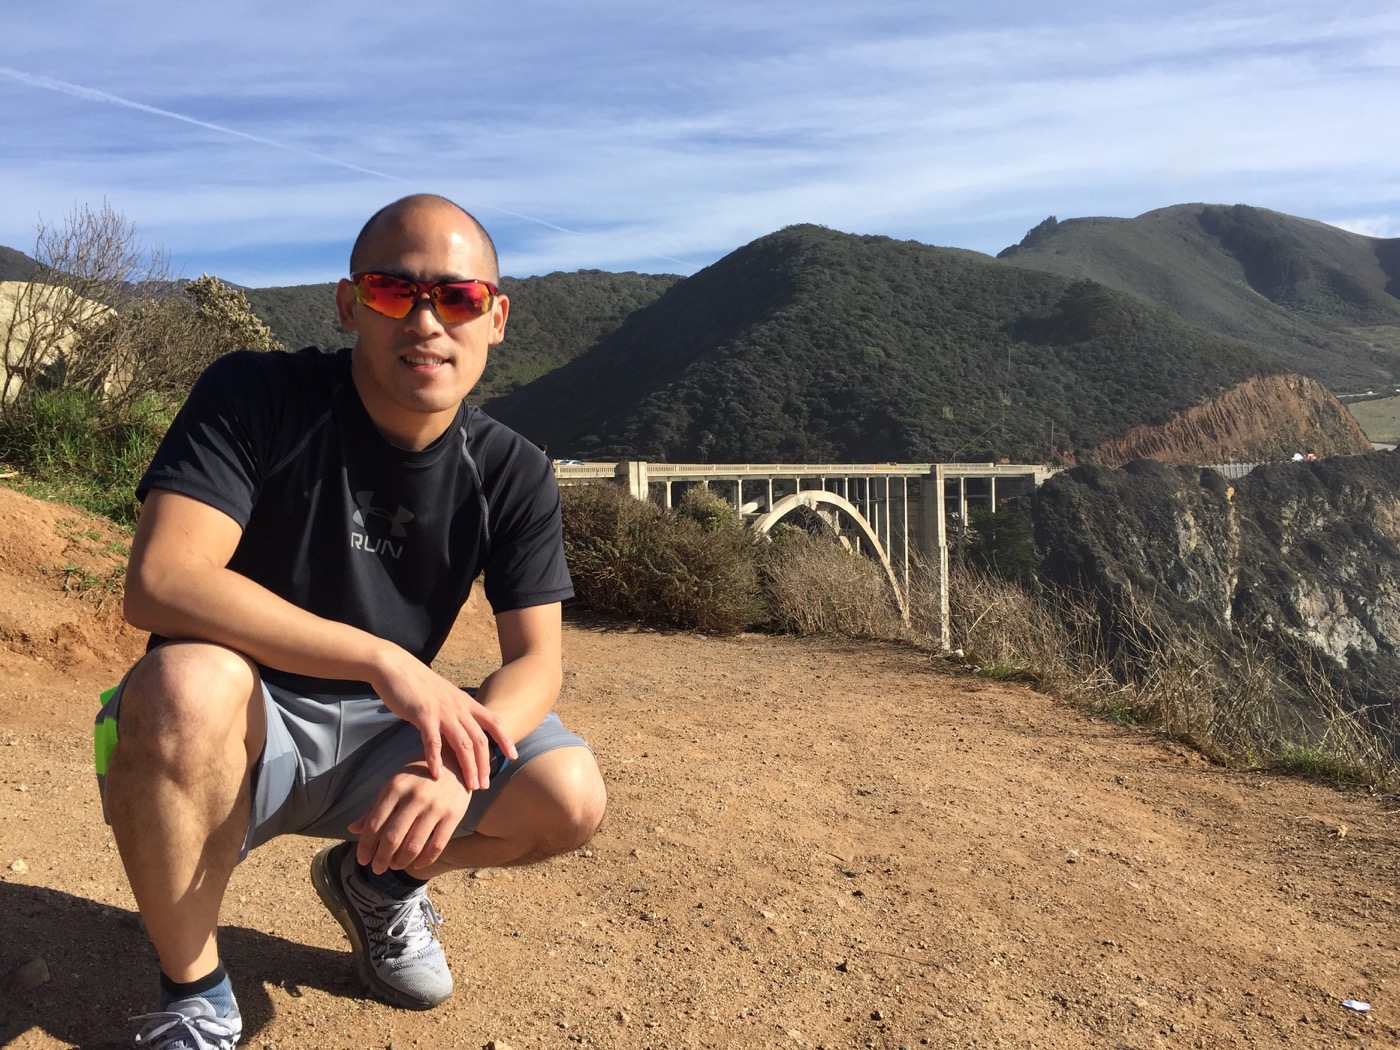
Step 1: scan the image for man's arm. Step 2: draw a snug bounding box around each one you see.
[348,601,565,873]
[473,602,564,737]
[125,488,513,785]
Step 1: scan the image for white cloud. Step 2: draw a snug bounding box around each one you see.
[1330,216,1400,240]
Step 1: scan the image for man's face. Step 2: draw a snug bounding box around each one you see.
[336,201,508,450]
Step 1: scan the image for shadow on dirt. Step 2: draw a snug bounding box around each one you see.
[0,881,354,1049]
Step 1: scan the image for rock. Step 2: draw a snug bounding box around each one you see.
[9,858,28,874]
[1092,375,1369,468]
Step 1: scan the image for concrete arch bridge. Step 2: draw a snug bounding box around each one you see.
[554,460,1055,644]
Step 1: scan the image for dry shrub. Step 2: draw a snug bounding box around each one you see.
[675,485,742,532]
[3,205,279,420]
[759,526,904,638]
[72,274,280,408]
[561,482,762,634]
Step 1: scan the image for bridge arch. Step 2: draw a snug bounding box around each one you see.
[751,490,908,620]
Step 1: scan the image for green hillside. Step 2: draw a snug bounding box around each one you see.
[996,205,1400,391]
[242,270,678,400]
[486,270,680,397]
[1345,394,1400,444]
[242,282,343,352]
[485,225,1270,463]
[9,200,1390,464]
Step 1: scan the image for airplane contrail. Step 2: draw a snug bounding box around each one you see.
[0,66,587,237]
[1,66,404,181]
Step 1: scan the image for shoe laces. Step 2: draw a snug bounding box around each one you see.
[354,882,445,964]
[131,1001,241,1049]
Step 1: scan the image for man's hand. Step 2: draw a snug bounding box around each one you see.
[371,653,518,788]
[348,758,471,874]
[124,490,520,790]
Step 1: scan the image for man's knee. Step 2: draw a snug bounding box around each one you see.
[553,750,607,850]
[114,642,262,758]
[498,747,607,856]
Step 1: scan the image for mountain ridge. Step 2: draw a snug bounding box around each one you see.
[995,203,1400,390]
[484,223,1272,463]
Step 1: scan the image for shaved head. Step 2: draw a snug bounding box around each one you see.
[349,194,499,280]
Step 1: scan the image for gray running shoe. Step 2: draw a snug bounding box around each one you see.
[131,996,242,1048]
[310,841,454,1009]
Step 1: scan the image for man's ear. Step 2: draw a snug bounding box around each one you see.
[335,278,359,332]
[489,294,510,346]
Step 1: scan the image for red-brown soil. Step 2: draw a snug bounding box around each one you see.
[1,486,1396,1050]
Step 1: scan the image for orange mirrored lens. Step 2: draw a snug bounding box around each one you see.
[432,281,495,320]
[352,273,497,323]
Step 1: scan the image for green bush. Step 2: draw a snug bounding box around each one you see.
[675,485,744,533]
[962,506,1039,586]
[561,482,763,633]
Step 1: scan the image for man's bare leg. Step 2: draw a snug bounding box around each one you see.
[104,641,266,982]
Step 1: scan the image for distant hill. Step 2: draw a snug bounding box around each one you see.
[485,224,1271,463]
[242,270,679,400]
[10,200,1394,463]
[996,204,1400,392]
[0,245,37,282]
[487,270,680,398]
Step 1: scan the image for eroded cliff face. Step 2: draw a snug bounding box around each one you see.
[1031,452,1400,729]
[1091,374,1372,468]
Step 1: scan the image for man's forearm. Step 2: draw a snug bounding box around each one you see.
[473,653,562,742]
[125,557,398,685]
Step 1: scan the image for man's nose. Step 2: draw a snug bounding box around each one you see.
[402,294,445,333]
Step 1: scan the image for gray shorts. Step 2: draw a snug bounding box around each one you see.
[95,676,588,859]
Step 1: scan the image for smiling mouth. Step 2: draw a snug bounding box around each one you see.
[402,354,449,367]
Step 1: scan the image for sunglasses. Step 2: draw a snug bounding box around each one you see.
[351,271,499,324]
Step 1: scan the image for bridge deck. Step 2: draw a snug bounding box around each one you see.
[554,460,1055,482]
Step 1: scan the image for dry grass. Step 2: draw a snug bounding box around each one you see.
[564,485,1398,790]
[758,527,905,638]
[925,565,1400,792]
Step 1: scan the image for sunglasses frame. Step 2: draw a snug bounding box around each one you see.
[350,271,500,323]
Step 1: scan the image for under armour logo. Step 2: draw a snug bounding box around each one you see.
[353,491,415,537]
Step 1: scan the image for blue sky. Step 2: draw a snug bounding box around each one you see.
[2,0,1397,287]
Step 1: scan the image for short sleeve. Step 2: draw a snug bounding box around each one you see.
[137,351,273,526]
[479,438,574,613]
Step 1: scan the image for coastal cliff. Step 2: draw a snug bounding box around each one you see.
[1031,452,1400,739]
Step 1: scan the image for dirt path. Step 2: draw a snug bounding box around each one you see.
[1,489,1397,1049]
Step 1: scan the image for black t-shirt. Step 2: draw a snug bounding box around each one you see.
[138,347,573,694]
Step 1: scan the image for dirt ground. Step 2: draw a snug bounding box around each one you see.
[1,485,1397,1050]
